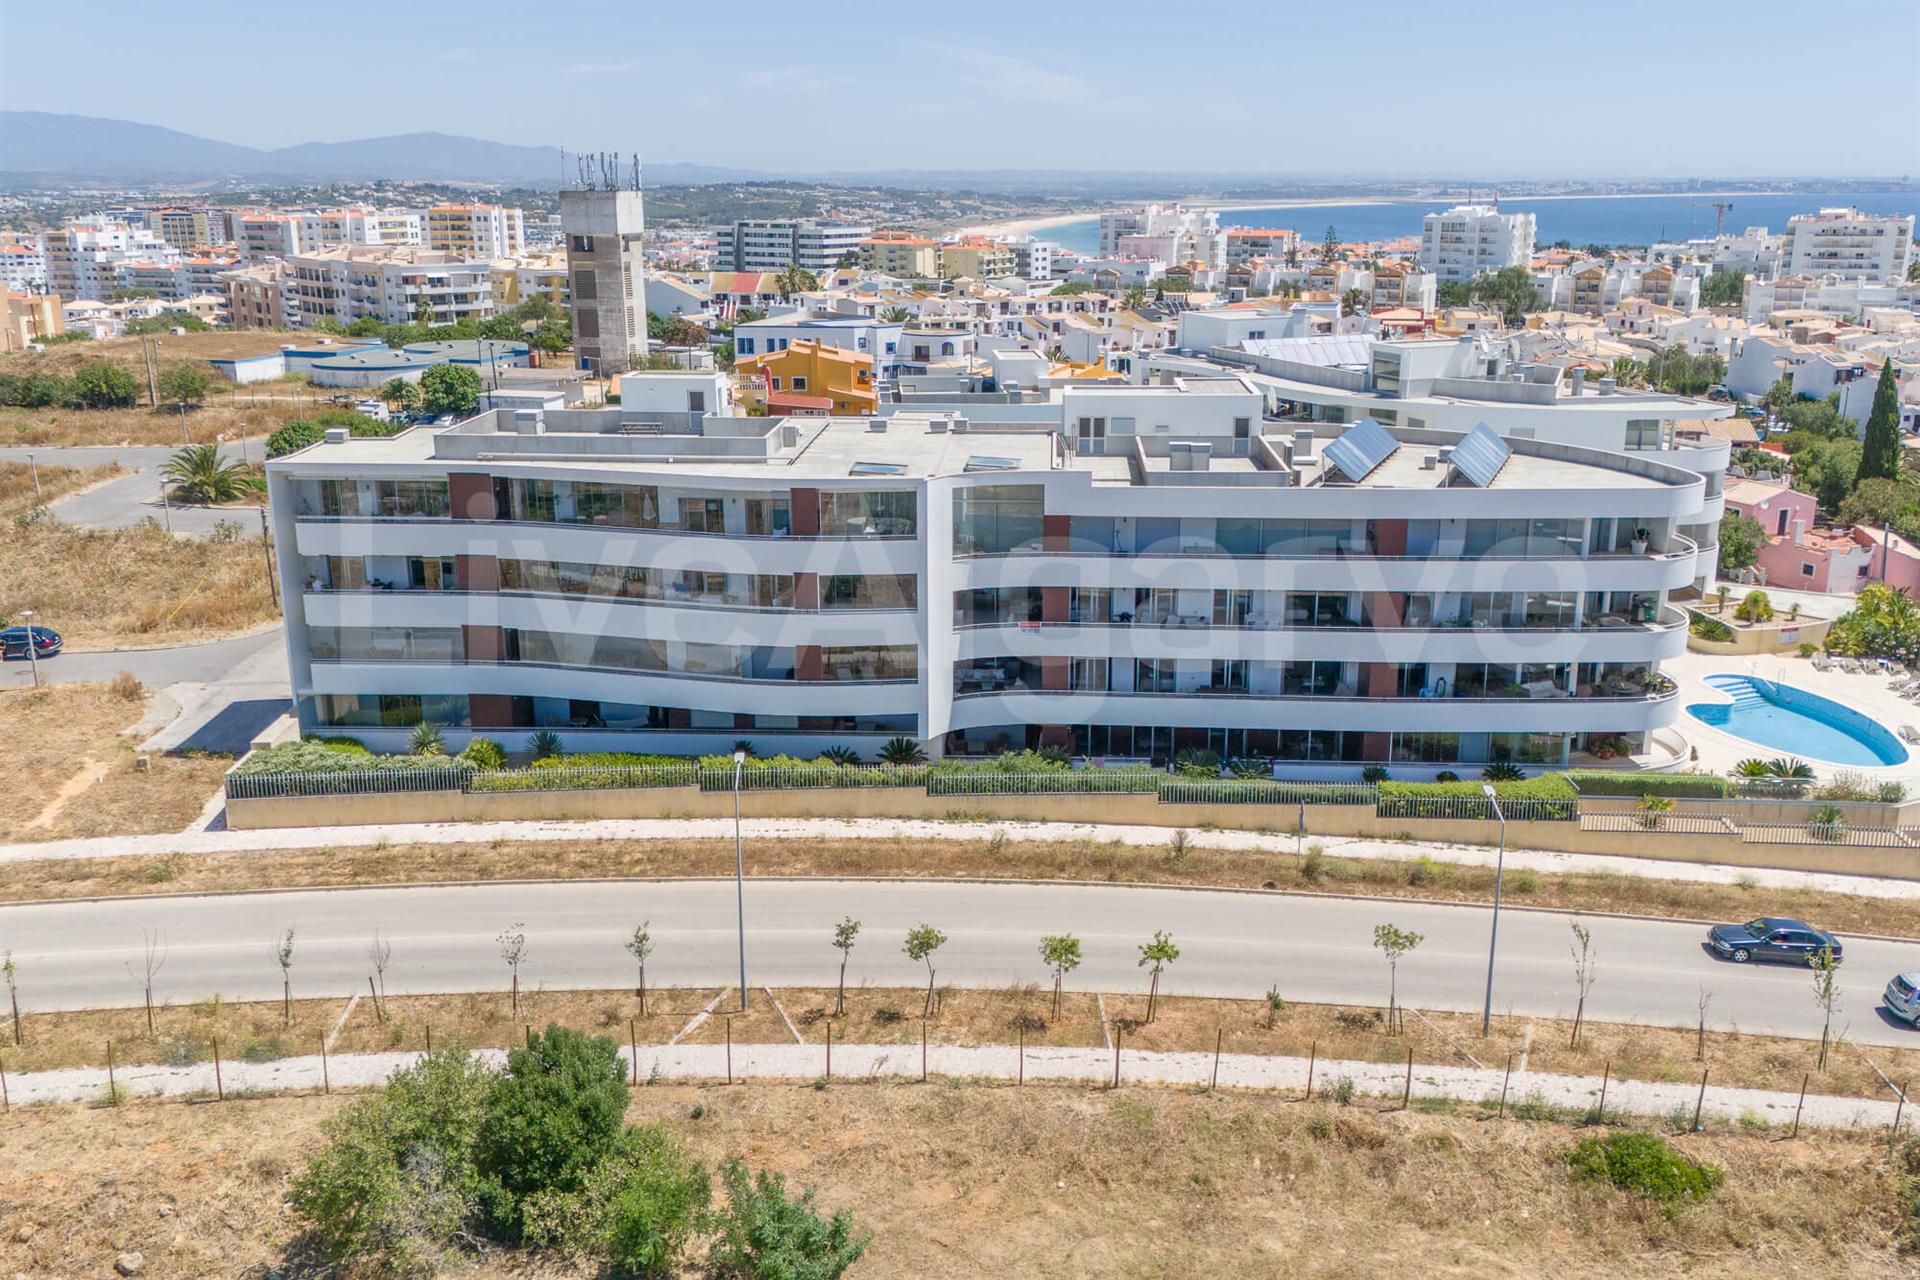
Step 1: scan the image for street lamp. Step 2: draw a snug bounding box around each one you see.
[733,748,748,1012]
[19,608,40,688]
[1480,782,1507,1037]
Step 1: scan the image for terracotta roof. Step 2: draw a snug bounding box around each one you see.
[765,391,833,411]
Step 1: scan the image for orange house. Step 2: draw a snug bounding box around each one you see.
[735,338,876,414]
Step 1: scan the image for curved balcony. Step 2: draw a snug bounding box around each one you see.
[950,608,1689,665]
[303,589,922,648]
[306,658,919,720]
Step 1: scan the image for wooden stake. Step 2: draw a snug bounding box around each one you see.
[1401,1043,1413,1109]
[524,1023,532,1049]
[368,975,381,1023]
[1894,1079,1909,1143]
[1113,1024,1122,1089]
[1211,1028,1222,1091]
[726,1017,733,1085]
[320,1035,330,1094]
[145,989,154,1036]
[1692,1067,1708,1132]
[213,1037,224,1101]
[1792,1072,1808,1138]
[106,1040,116,1099]
[921,1017,928,1083]
[1,1058,8,1111]
[1596,1059,1610,1124]
[825,1022,832,1082]
[629,1018,638,1086]
[1305,1040,1316,1101]
[425,1024,432,1054]
[1017,1022,1024,1086]
[1499,1051,1513,1119]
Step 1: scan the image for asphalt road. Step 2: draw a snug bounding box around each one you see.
[2,441,264,538]
[0,627,285,692]
[4,880,1916,1046]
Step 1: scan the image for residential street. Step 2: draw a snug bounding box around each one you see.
[4,879,1916,1046]
[2,440,265,538]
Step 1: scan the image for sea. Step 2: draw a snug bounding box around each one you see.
[1037,190,1920,255]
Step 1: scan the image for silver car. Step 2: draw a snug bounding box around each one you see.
[1886,972,1920,1026]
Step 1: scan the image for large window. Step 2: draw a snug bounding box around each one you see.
[499,560,792,609]
[822,574,917,610]
[309,626,463,662]
[952,485,1043,554]
[1461,518,1583,558]
[821,645,918,680]
[313,692,469,727]
[821,490,916,537]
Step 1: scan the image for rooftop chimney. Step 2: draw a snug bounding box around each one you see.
[1292,427,1315,460]
[1421,452,1438,470]
[323,427,349,444]
[1570,368,1586,396]
[513,410,544,435]
[1597,377,1617,395]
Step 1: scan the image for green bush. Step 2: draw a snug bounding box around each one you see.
[1688,610,1734,643]
[931,748,1075,775]
[1564,1132,1723,1218]
[233,740,466,775]
[288,1048,494,1268]
[460,736,508,770]
[1173,747,1222,778]
[706,1158,869,1279]
[597,1127,711,1278]
[1563,770,1732,799]
[1378,774,1577,802]
[266,409,408,458]
[479,1026,633,1243]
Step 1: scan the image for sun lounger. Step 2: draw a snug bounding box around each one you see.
[1812,654,1833,671]
[1903,726,1920,745]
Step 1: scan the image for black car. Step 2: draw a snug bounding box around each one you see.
[1707,917,1843,965]
[0,625,61,659]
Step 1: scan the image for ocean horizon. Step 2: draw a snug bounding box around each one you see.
[1037,190,1919,256]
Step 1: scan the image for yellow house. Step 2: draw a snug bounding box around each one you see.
[861,231,940,277]
[735,338,876,415]
[939,236,1015,279]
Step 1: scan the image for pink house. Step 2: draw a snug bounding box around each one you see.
[1850,526,1920,595]
[1722,478,1874,593]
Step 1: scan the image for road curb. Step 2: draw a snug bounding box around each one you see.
[3,870,1915,944]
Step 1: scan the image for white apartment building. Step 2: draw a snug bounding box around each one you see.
[1098,204,1225,270]
[1783,208,1915,282]
[426,203,525,258]
[1224,228,1300,266]
[42,223,180,301]
[1652,227,1785,278]
[265,383,1707,772]
[309,208,426,248]
[715,219,872,273]
[237,212,321,262]
[0,240,48,294]
[1742,273,1914,324]
[1418,204,1536,285]
[285,246,496,329]
[1152,328,1732,594]
[1007,238,1054,280]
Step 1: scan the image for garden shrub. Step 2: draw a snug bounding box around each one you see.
[1564,1131,1723,1217]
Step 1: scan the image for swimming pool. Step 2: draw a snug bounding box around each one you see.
[1684,675,1908,767]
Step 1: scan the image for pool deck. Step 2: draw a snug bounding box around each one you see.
[1664,651,1918,780]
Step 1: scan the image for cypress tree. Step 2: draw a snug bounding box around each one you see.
[1854,359,1904,484]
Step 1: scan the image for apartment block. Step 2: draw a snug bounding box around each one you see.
[560,188,648,375]
[938,236,1017,280]
[735,338,877,414]
[1783,208,1915,281]
[266,360,1723,772]
[43,223,180,300]
[286,246,496,328]
[153,208,214,249]
[1098,204,1224,270]
[225,262,295,329]
[860,231,940,278]
[1224,228,1299,266]
[1418,204,1536,285]
[715,218,873,273]
[0,240,47,294]
[427,203,525,258]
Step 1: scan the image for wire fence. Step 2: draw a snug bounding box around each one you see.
[1157,779,1377,806]
[697,765,932,792]
[470,763,700,793]
[224,767,473,800]
[1375,794,1578,823]
[925,771,1163,797]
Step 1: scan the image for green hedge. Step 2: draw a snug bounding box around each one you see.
[234,741,470,775]
[469,763,696,793]
[530,752,687,769]
[1377,774,1577,801]
[1157,779,1375,806]
[1564,770,1734,799]
[265,411,408,459]
[1688,610,1734,643]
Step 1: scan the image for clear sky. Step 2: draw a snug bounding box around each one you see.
[3,0,1917,178]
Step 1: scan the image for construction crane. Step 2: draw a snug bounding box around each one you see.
[1687,200,1734,237]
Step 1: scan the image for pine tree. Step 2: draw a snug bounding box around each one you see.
[1854,359,1903,485]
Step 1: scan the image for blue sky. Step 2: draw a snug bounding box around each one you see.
[3,0,1917,177]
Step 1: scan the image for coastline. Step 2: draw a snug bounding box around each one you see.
[960,189,1795,240]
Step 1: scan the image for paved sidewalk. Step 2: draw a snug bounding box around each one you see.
[6,1041,1909,1135]
[5,815,1918,905]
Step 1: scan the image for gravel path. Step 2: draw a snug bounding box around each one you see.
[8,1040,1910,1135]
[6,816,1918,905]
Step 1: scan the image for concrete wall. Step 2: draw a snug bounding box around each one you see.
[225,786,1920,879]
[1686,617,1831,656]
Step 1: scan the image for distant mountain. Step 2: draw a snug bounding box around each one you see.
[0,112,771,185]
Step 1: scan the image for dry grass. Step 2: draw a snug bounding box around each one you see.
[0,519,279,649]
[0,460,122,520]
[0,329,312,378]
[7,832,1916,940]
[0,1079,1911,1278]
[0,398,314,448]
[0,683,231,841]
[9,983,1914,1104]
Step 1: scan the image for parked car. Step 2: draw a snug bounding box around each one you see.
[1707,917,1843,965]
[1886,972,1920,1026]
[0,624,61,659]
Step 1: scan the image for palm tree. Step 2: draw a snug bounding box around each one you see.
[879,736,929,766]
[162,443,255,504]
[1122,284,1148,311]
[379,378,421,412]
[1340,288,1368,318]
[881,306,912,323]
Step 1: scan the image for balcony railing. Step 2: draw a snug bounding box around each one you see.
[955,534,1700,564]
[951,679,1679,704]
[294,513,917,541]
[310,657,918,686]
[953,605,1688,635]
[304,586,915,616]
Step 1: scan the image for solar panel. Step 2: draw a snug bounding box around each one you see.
[1449,423,1512,489]
[1321,418,1398,483]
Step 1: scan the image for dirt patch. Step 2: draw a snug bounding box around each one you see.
[0,460,123,520]
[0,1079,1909,1278]
[0,397,312,449]
[0,519,278,649]
[0,329,312,378]
[7,832,1916,941]
[0,683,231,842]
[9,984,1915,1104]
